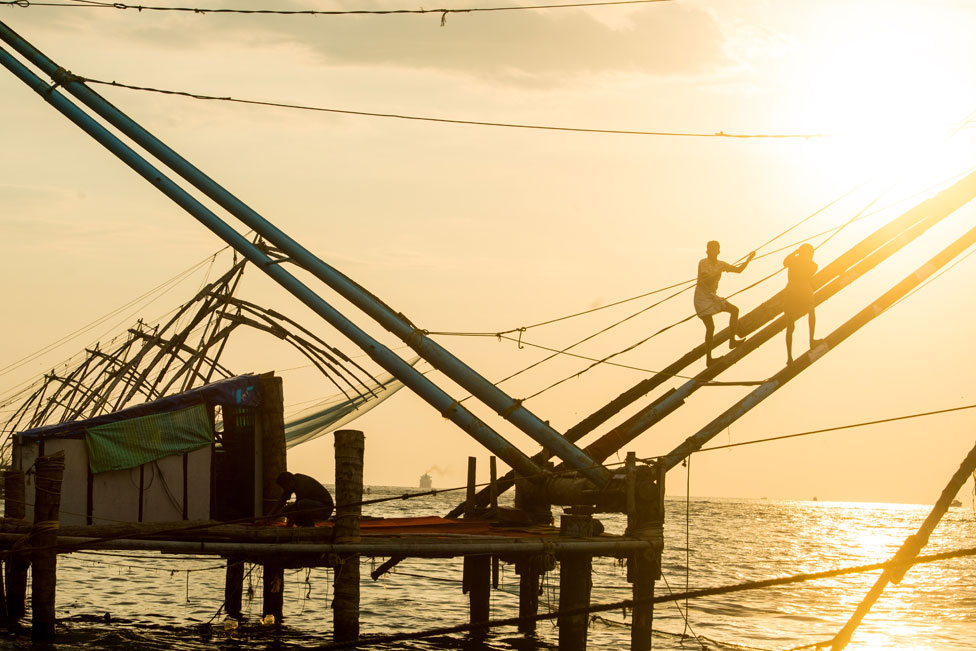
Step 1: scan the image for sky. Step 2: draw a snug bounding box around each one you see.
[2,0,976,507]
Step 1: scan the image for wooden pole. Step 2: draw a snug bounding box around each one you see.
[462,457,490,633]
[31,451,65,641]
[558,513,593,651]
[516,555,542,634]
[223,557,244,619]
[333,429,363,643]
[489,456,499,589]
[627,452,657,651]
[262,563,283,624]
[3,470,26,628]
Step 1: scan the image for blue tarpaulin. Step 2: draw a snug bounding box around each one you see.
[16,375,260,441]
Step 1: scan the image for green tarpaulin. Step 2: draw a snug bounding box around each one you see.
[85,403,212,474]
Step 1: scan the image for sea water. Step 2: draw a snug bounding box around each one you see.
[11,489,976,650]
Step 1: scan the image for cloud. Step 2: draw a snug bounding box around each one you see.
[25,1,731,86]
[253,2,729,84]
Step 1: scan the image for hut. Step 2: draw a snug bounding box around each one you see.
[10,373,286,526]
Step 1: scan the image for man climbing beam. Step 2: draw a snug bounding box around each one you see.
[782,243,820,364]
[694,240,755,366]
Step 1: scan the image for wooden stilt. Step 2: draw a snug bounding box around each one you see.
[31,452,65,641]
[223,556,244,619]
[516,555,541,634]
[558,513,593,651]
[262,563,283,624]
[3,470,27,629]
[333,429,363,643]
[627,455,664,651]
[462,457,490,633]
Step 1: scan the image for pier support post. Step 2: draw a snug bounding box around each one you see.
[462,457,490,633]
[3,470,26,628]
[333,429,363,643]
[31,452,65,641]
[627,454,665,651]
[262,563,284,624]
[558,512,593,651]
[516,554,545,634]
[223,557,244,619]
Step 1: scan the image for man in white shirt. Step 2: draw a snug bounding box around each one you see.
[694,240,755,366]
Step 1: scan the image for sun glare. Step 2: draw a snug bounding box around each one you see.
[788,4,973,194]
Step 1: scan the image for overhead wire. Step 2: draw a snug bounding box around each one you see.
[76,76,828,140]
[14,0,675,17]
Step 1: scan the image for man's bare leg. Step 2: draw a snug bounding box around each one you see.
[702,315,716,365]
[728,304,745,348]
[785,319,795,364]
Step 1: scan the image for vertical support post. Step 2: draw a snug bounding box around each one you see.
[3,470,26,628]
[627,456,664,651]
[462,457,490,633]
[516,555,542,634]
[31,452,65,641]
[558,513,593,651]
[489,456,499,589]
[223,557,244,619]
[259,373,287,627]
[258,374,287,516]
[333,429,363,643]
[262,563,283,624]
[489,456,498,514]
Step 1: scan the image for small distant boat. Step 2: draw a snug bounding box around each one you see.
[419,472,432,489]
[950,499,962,507]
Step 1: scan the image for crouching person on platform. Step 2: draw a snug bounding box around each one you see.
[271,471,334,527]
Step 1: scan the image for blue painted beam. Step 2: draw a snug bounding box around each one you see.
[0,40,545,481]
[0,20,611,487]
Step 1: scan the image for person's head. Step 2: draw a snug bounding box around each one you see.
[276,471,295,490]
[798,243,814,259]
[706,240,720,258]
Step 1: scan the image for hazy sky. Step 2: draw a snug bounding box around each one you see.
[2,0,976,506]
